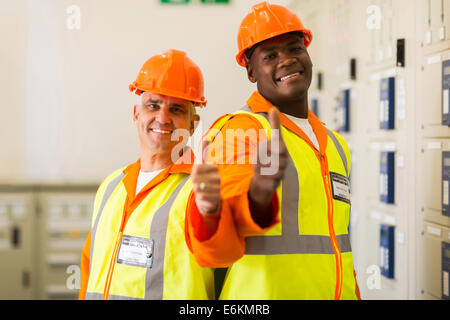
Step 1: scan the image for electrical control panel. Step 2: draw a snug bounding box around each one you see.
[443,241,450,300]
[442,151,450,217]
[380,77,395,130]
[337,89,350,132]
[442,60,450,126]
[380,224,395,279]
[0,194,35,299]
[37,192,94,300]
[311,98,319,118]
[380,152,395,204]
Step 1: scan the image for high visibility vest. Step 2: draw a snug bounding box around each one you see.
[85,170,214,300]
[208,108,358,300]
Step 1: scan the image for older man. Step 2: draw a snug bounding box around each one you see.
[78,49,216,300]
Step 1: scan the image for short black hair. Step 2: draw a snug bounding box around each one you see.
[244,31,304,63]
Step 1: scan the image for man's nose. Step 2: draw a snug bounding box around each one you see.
[278,53,296,68]
[155,107,172,124]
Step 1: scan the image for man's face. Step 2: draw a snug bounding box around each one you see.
[246,32,313,107]
[133,92,198,156]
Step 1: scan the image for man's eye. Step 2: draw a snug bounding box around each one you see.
[264,53,276,61]
[292,46,302,52]
[172,107,186,114]
[145,103,159,109]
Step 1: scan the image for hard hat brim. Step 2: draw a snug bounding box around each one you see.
[236,29,313,67]
[130,84,207,107]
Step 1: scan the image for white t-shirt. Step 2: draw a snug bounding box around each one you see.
[136,168,165,195]
[283,113,320,151]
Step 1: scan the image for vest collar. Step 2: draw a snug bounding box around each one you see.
[122,147,194,203]
[246,91,328,155]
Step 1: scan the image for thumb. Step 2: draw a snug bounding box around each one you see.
[199,139,210,164]
[268,108,281,131]
[268,108,281,140]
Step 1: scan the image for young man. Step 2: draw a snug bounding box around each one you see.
[186,2,361,300]
[78,49,217,300]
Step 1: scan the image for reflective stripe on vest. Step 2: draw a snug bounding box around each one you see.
[85,292,140,300]
[325,128,349,178]
[144,175,189,300]
[245,153,351,255]
[87,174,190,300]
[89,172,125,276]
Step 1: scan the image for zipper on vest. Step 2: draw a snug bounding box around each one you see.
[320,153,343,300]
[103,231,123,300]
[103,199,129,300]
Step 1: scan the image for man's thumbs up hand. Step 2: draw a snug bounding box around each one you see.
[192,139,221,215]
[249,108,288,208]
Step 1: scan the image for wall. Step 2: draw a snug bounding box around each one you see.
[1,0,291,184]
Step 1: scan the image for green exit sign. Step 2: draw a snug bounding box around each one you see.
[160,0,230,4]
[160,0,190,4]
[200,0,230,3]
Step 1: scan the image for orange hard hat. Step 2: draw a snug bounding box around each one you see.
[236,1,313,67]
[129,49,207,107]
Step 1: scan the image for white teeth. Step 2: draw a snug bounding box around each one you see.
[150,128,171,134]
[280,72,300,81]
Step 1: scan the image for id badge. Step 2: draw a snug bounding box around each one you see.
[329,172,351,204]
[117,235,154,268]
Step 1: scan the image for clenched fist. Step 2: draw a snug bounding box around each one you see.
[192,139,221,215]
[249,108,288,208]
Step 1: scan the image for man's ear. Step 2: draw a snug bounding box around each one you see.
[190,114,200,136]
[133,104,139,123]
[246,62,257,83]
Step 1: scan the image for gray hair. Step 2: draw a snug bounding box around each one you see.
[137,92,197,117]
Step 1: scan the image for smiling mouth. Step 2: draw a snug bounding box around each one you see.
[148,128,173,135]
[277,71,303,82]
